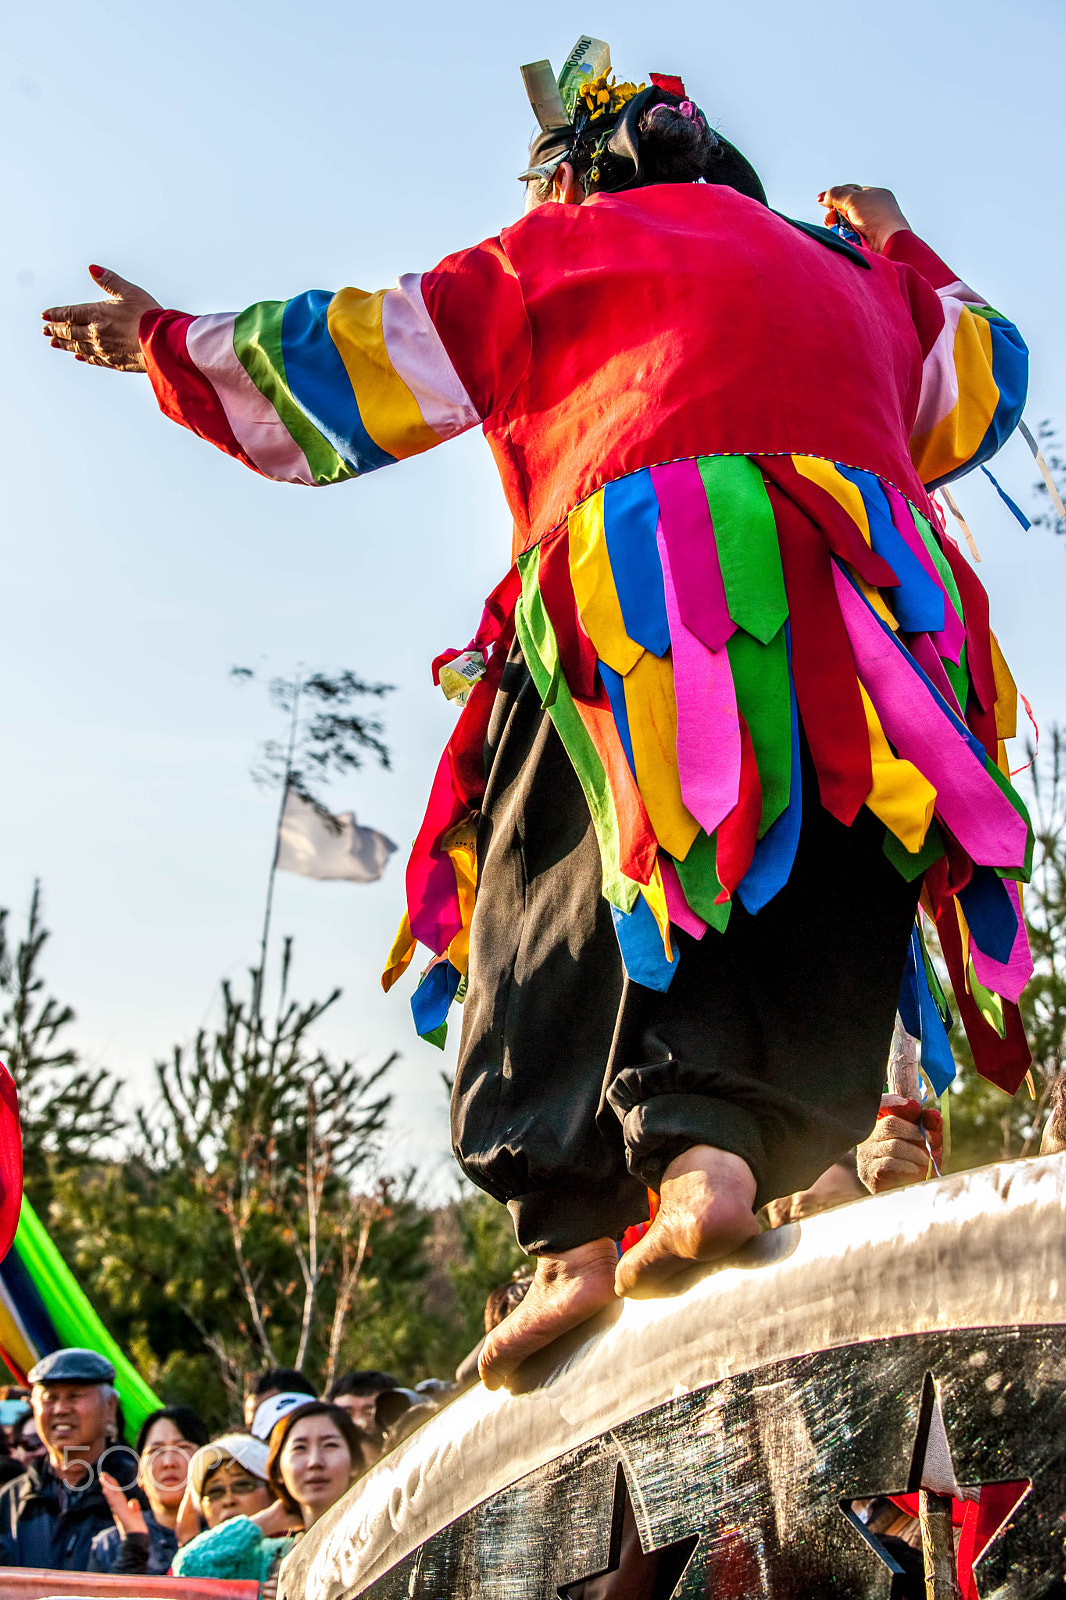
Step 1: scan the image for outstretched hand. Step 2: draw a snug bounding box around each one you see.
[100,1470,149,1539]
[818,186,911,254]
[42,265,161,372]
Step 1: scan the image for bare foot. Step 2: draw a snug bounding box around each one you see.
[478,1239,619,1391]
[615,1145,759,1297]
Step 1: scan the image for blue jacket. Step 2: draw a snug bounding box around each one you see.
[0,1448,138,1571]
[89,1504,178,1575]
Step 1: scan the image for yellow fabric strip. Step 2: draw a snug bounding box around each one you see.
[328,288,443,459]
[638,857,674,963]
[989,631,1018,740]
[792,455,871,543]
[858,575,899,631]
[381,911,417,993]
[911,312,998,485]
[569,492,644,675]
[0,1281,35,1377]
[859,684,936,852]
[623,650,700,859]
[445,842,477,977]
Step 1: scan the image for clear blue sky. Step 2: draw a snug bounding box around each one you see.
[2,0,1064,1190]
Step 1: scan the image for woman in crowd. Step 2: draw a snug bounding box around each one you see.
[90,1404,209,1574]
[171,1401,368,1584]
[182,1431,275,1533]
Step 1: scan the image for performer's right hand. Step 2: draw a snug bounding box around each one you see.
[818,186,911,253]
[42,265,161,373]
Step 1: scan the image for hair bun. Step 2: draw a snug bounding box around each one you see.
[637,99,715,179]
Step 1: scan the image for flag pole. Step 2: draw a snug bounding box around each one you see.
[253,670,302,1034]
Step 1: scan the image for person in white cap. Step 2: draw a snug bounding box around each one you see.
[250,1391,319,1444]
[178,1432,276,1542]
[241,1368,315,1431]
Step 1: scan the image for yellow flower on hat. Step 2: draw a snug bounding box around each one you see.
[579,70,647,121]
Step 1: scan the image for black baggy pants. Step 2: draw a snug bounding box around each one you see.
[452,645,921,1254]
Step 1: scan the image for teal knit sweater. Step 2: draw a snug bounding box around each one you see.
[171,1514,295,1582]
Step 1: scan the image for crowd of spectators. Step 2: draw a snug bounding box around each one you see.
[0,1353,455,1585]
[0,1077,1061,1584]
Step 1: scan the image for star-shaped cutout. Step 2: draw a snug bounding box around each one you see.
[559,1464,698,1599]
[842,1373,1029,1599]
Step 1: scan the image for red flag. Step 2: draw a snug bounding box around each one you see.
[0,1063,21,1263]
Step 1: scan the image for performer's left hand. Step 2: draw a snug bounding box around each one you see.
[818,186,910,253]
[42,265,161,372]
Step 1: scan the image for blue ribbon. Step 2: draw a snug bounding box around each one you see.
[611,894,679,992]
[980,466,1031,531]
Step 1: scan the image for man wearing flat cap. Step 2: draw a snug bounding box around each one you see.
[0,1348,137,1570]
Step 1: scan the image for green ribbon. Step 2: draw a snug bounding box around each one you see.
[516,546,638,913]
[919,924,952,1028]
[671,832,732,932]
[908,506,964,623]
[727,627,791,838]
[882,818,946,882]
[967,960,1006,1037]
[15,1199,161,1442]
[698,456,788,644]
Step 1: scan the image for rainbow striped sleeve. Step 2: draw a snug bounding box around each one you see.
[140,241,530,486]
[883,232,1028,491]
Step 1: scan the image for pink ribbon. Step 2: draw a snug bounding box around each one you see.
[832,563,1028,870]
[969,877,1033,1004]
[908,632,964,718]
[660,855,708,939]
[658,521,741,836]
[651,459,735,653]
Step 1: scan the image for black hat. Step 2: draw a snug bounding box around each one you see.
[28,1348,116,1385]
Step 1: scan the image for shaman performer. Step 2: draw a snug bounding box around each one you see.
[44,40,1033,1387]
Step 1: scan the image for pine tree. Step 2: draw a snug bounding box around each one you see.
[130,938,397,1391]
[232,665,393,816]
[0,880,121,1208]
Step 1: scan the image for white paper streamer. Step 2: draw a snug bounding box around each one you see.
[1019,420,1066,520]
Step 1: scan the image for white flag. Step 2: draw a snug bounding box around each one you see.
[276,788,396,883]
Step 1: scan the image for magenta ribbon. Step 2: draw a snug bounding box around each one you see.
[660,854,708,939]
[406,748,465,953]
[908,632,964,718]
[658,521,741,836]
[832,563,1028,870]
[651,459,735,653]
